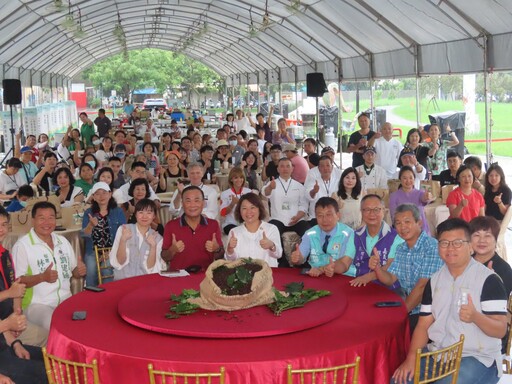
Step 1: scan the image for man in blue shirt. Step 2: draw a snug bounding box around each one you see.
[369,203,443,333]
[123,100,134,116]
[291,197,355,277]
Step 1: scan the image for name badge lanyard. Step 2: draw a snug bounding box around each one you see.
[278,178,291,196]
[322,179,330,195]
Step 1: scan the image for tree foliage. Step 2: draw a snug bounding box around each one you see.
[82,49,223,100]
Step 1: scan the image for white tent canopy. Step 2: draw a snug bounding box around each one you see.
[0,0,511,87]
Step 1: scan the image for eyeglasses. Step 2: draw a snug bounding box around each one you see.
[361,207,383,214]
[438,239,469,248]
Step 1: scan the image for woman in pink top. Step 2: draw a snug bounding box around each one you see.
[446,165,485,222]
[283,144,309,184]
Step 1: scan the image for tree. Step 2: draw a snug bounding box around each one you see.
[81,49,222,101]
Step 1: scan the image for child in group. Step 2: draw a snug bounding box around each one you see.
[6,184,34,212]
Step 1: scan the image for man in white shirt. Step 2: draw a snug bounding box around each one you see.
[374,122,403,179]
[170,163,219,220]
[113,161,161,205]
[304,156,341,226]
[356,146,388,191]
[13,201,86,330]
[264,158,309,251]
[304,146,342,187]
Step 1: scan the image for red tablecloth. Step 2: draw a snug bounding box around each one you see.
[47,269,409,384]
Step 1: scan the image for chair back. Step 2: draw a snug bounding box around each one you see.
[43,347,100,384]
[287,356,360,384]
[166,177,181,192]
[414,335,464,384]
[94,246,113,285]
[148,364,225,384]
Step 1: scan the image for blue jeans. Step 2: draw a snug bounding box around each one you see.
[84,251,114,287]
[392,356,498,384]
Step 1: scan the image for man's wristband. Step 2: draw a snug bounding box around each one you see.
[10,339,23,351]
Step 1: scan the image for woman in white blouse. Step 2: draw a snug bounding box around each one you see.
[220,167,252,235]
[225,193,282,267]
[331,167,363,229]
[110,199,164,280]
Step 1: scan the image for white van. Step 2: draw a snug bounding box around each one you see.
[143,98,167,110]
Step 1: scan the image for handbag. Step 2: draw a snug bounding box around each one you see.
[24,195,62,218]
[61,204,88,229]
[367,188,390,208]
[10,210,32,234]
[420,180,441,199]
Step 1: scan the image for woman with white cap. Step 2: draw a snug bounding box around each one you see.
[81,182,126,286]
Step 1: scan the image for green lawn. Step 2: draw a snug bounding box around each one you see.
[343,98,512,157]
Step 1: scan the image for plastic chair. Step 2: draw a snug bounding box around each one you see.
[414,335,464,384]
[43,347,100,384]
[148,364,225,384]
[94,246,113,285]
[287,356,360,384]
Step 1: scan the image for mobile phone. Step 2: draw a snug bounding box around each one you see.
[375,301,402,308]
[84,286,105,293]
[300,268,311,275]
[72,311,87,320]
[160,270,181,275]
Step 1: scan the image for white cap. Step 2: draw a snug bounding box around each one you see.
[87,182,111,199]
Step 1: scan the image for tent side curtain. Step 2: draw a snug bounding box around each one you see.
[225,34,511,86]
[490,32,512,71]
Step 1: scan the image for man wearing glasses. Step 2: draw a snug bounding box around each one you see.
[348,194,403,288]
[369,203,443,333]
[391,218,506,384]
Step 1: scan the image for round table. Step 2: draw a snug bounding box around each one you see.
[47,270,409,384]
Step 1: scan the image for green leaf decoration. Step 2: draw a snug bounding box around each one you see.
[226,273,236,288]
[284,281,304,293]
[236,267,252,284]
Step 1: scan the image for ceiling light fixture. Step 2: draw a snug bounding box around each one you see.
[73,6,87,38]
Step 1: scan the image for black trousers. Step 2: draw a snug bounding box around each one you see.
[0,344,47,384]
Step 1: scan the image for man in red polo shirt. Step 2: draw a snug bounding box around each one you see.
[161,186,224,271]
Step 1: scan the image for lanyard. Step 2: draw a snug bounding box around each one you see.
[278,178,292,196]
[21,163,32,183]
[322,178,331,194]
[6,172,18,187]
[231,187,243,200]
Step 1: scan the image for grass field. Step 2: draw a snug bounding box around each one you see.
[342,98,512,157]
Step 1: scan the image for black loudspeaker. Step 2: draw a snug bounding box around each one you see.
[2,79,22,105]
[306,73,327,97]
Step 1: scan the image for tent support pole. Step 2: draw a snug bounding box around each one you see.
[414,45,421,127]
[369,54,376,131]
[483,36,492,167]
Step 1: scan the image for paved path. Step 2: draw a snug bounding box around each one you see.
[381,105,417,128]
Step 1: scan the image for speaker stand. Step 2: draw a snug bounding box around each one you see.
[315,97,320,155]
[0,105,16,168]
